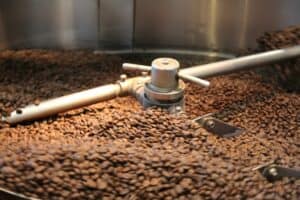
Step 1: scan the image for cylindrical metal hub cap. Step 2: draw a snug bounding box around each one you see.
[151,58,180,91]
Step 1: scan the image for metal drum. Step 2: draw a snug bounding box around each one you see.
[0,0,299,53]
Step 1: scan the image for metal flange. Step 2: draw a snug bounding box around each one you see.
[144,80,185,103]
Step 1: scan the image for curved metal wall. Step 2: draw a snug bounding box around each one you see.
[0,0,299,52]
[0,0,99,49]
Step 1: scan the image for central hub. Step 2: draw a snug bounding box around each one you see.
[143,58,185,111]
[150,58,180,92]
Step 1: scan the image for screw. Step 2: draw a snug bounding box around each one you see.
[120,74,127,82]
[206,119,215,129]
[268,167,278,177]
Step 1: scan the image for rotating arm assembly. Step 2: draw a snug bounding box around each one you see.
[2,45,300,125]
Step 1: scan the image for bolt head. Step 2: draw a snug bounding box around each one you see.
[268,167,278,177]
[206,119,215,129]
[120,74,127,82]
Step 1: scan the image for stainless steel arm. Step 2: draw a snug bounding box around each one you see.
[3,84,121,124]
[177,72,210,87]
[2,77,148,124]
[123,63,151,71]
[180,45,300,78]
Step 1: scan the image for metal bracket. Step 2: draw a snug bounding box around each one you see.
[193,113,244,137]
[253,161,300,182]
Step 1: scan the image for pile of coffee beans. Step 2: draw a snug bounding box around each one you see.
[256,26,300,92]
[0,32,299,199]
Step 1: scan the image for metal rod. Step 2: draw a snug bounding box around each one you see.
[123,63,151,71]
[3,77,150,124]
[3,84,122,124]
[178,72,210,87]
[180,45,300,78]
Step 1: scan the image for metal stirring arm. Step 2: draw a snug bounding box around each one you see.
[2,76,150,124]
[180,45,300,78]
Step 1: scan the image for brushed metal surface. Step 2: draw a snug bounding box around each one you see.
[135,0,300,52]
[0,0,299,52]
[98,0,133,49]
[0,0,98,49]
